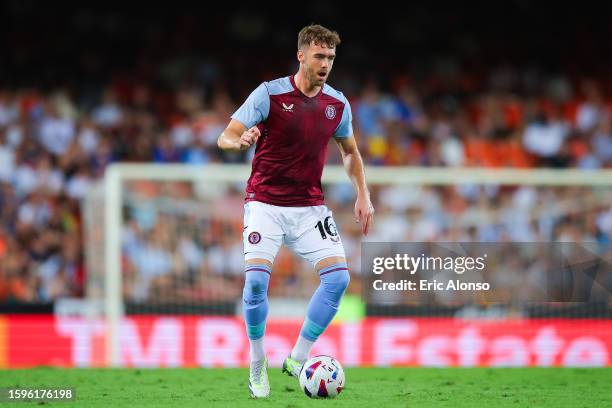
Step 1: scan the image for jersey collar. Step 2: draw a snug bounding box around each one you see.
[289,75,323,99]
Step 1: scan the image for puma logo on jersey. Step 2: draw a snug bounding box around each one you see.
[282,103,294,112]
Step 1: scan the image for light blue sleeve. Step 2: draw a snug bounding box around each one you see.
[334,96,353,138]
[231,83,270,128]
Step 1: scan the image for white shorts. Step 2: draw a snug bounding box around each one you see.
[243,201,346,266]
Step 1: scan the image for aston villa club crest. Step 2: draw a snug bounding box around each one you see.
[248,231,261,244]
[325,105,336,119]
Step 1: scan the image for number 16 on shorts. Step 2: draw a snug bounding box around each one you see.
[315,216,340,242]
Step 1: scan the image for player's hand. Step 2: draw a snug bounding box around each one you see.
[238,126,261,150]
[354,194,374,236]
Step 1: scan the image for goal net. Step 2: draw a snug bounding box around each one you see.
[84,164,612,367]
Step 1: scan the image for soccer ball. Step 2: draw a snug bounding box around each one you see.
[299,355,345,399]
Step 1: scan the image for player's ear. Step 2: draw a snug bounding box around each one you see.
[297,48,305,64]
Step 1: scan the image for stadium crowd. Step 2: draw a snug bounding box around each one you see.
[1,65,611,304]
[1,2,612,305]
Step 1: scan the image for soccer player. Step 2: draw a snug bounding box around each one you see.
[217,24,374,398]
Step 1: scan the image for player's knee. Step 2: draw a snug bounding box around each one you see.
[320,267,350,296]
[335,268,351,292]
[243,271,270,305]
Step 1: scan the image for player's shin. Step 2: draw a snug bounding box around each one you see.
[291,263,350,362]
[243,264,272,362]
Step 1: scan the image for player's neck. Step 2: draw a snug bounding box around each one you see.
[294,71,321,98]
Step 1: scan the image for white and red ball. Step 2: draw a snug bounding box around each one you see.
[298,355,345,399]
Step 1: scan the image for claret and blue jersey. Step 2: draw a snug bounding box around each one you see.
[231,76,353,207]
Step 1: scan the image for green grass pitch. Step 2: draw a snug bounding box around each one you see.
[1,367,611,407]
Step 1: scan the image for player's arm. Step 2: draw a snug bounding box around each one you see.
[335,136,374,235]
[218,82,269,152]
[217,120,260,152]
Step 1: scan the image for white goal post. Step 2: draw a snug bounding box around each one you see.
[101,164,612,366]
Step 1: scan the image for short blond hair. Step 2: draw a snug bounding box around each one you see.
[297,24,341,49]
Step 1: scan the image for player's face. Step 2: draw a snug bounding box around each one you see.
[299,42,336,87]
